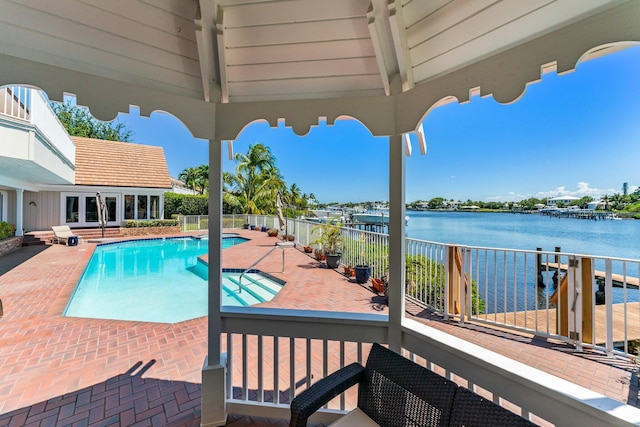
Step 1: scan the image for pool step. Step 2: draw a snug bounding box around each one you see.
[223,273,282,304]
[186,262,283,306]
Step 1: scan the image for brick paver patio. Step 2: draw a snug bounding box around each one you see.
[0,229,638,426]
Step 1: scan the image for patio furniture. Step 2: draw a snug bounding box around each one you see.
[289,343,535,427]
[51,226,83,246]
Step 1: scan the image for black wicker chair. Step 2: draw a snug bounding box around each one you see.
[289,343,535,427]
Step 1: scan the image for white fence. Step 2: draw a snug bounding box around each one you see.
[183,214,640,423]
[194,215,640,359]
[221,307,640,426]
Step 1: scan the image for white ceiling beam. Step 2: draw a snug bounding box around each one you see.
[367,1,390,95]
[387,0,414,92]
[195,1,221,102]
[215,6,229,103]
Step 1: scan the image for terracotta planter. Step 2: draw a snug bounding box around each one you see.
[303,246,313,253]
[371,277,385,292]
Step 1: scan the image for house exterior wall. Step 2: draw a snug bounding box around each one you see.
[21,187,168,232]
[0,122,31,159]
[7,190,15,225]
[23,191,60,232]
[0,189,16,225]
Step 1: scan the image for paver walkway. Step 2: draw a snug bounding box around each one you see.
[0,229,637,426]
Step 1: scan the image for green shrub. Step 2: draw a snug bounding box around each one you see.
[0,221,16,240]
[164,192,208,217]
[124,219,178,228]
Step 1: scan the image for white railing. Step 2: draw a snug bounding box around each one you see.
[215,214,640,358]
[405,239,640,358]
[221,307,640,426]
[228,215,390,277]
[0,86,75,167]
[0,86,30,120]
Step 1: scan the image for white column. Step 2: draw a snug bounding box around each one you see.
[201,139,227,426]
[15,188,24,236]
[388,134,406,352]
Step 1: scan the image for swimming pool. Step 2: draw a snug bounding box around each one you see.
[63,236,285,323]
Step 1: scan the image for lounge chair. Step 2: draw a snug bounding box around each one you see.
[51,225,83,246]
[290,343,535,427]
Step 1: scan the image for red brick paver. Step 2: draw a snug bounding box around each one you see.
[0,230,638,426]
[0,231,381,426]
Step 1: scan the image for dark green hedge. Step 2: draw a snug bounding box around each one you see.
[0,221,15,240]
[124,219,178,228]
[164,192,208,217]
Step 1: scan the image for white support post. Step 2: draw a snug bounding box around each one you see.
[605,259,614,356]
[575,258,583,352]
[388,133,406,352]
[15,188,23,236]
[202,139,227,426]
[444,246,450,321]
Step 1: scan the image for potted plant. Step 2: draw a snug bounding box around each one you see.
[312,221,343,269]
[343,265,355,277]
[303,245,313,253]
[314,248,325,261]
[266,228,279,237]
[371,277,385,292]
[354,265,371,284]
[354,234,371,283]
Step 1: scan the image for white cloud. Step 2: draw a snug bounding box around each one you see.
[534,182,616,199]
[485,182,620,203]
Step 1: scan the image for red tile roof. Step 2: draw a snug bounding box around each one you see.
[72,137,171,188]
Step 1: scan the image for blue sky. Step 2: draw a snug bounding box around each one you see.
[116,44,640,204]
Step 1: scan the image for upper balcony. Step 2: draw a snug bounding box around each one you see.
[0,86,75,190]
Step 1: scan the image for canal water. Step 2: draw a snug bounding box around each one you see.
[406,210,640,260]
[405,210,640,311]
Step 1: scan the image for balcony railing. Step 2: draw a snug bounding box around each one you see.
[0,86,30,120]
[210,214,640,360]
[190,214,640,424]
[221,308,640,426]
[0,85,75,168]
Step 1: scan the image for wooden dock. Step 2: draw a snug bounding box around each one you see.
[542,262,639,289]
[476,302,640,345]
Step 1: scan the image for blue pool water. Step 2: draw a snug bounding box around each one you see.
[64,236,284,323]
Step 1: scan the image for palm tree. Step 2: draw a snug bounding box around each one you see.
[195,164,209,194]
[223,144,285,216]
[178,167,199,193]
